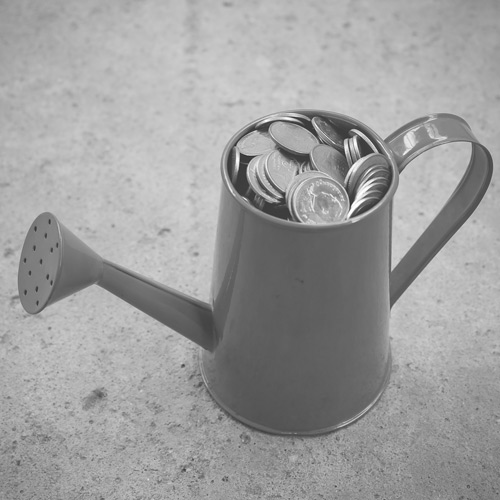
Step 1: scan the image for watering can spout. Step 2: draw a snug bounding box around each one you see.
[18,213,215,351]
[98,260,215,350]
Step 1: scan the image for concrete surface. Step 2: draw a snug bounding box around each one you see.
[1,0,499,498]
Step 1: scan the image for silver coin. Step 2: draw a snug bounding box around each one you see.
[288,173,347,222]
[354,171,390,197]
[347,195,380,218]
[344,138,354,167]
[256,151,285,203]
[237,130,277,157]
[277,112,311,122]
[291,175,349,224]
[285,171,329,218]
[255,113,309,129]
[311,116,345,153]
[299,160,312,174]
[350,135,362,162]
[344,153,390,198]
[269,121,319,156]
[349,128,379,154]
[310,144,349,184]
[265,149,301,194]
[354,165,391,191]
[229,146,241,185]
[246,155,282,204]
[354,179,388,201]
[253,194,267,210]
[285,170,328,201]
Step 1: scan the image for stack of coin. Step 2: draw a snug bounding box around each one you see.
[228,113,392,224]
[345,153,392,218]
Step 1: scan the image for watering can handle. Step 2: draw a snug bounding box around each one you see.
[386,113,493,307]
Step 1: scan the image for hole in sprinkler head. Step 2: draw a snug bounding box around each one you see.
[48,219,51,225]
[23,257,26,263]
[39,259,43,265]
[50,247,53,253]
[56,242,59,248]
[36,300,39,306]
[33,245,36,251]
[35,286,38,292]
[50,280,53,286]
[24,290,27,296]
[44,233,47,239]
[28,270,32,276]
[46,274,49,280]
[34,226,37,232]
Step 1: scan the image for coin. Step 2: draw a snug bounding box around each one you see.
[355,178,388,201]
[262,202,291,220]
[291,175,349,224]
[310,144,349,184]
[246,155,282,204]
[344,153,390,198]
[255,112,310,129]
[349,129,379,155]
[350,135,362,162]
[237,130,277,157]
[256,151,285,203]
[253,195,267,210]
[299,160,312,174]
[265,149,301,194]
[311,116,345,153]
[355,164,391,190]
[347,195,380,218]
[229,146,241,186]
[344,138,354,167]
[269,121,319,156]
[356,172,390,191]
[285,171,328,213]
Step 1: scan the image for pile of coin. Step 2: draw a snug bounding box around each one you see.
[228,112,392,224]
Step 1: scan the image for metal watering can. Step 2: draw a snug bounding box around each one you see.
[18,110,493,435]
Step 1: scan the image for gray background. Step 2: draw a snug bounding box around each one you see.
[1,0,499,498]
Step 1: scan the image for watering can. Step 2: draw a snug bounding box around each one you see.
[18,110,493,435]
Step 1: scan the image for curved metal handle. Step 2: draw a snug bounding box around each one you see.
[387,113,493,306]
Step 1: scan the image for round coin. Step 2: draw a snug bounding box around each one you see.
[291,176,349,224]
[299,160,312,174]
[354,165,391,191]
[344,153,390,198]
[285,171,329,212]
[347,195,380,219]
[310,144,349,184]
[265,149,301,194]
[246,155,281,204]
[349,129,379,155]
[354,179,388,201]
[344,138,354,167]
[237,130,277,157]
[269,121,319,156]
[350,135,363,162]
[256,151,285,203]
[311,116,345,153]
[253,195,267,210]
[255,112,310,129]
[229,146,241,186]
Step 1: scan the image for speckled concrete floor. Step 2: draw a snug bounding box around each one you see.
[1,1,499,499]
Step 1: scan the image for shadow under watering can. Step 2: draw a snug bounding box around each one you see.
[18,110,493,435]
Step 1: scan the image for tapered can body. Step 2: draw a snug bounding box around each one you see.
[201,111,399,434]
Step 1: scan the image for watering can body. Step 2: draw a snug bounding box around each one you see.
[18,110,493,435]
[203,167,393,433]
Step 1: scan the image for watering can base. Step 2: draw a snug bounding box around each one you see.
[199,349,392,436]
